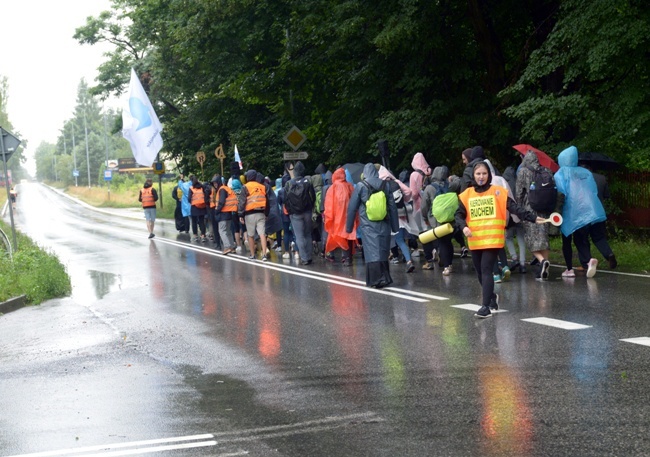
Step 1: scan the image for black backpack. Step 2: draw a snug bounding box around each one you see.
[527,166,557,213]
[284,179,312,214]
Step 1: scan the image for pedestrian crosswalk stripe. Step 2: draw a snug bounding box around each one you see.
[452,304,507,313]
[620,337,650,347]
[521,317,592,330]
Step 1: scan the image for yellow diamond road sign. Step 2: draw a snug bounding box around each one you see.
[283,126,307,151]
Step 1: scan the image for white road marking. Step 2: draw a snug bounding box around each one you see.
[521,317,592,330]
[620,337,650,347]
[452,304,507,314]
[153,237,431,302]
[5,434,215,457]
[82,441,218,456]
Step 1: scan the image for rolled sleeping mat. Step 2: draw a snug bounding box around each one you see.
[418,223,454,244]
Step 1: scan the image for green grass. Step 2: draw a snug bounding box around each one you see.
[0,219,71,304]
[547,234,650,275]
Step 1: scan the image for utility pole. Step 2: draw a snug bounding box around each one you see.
[71,124,78,187]
[103,113,111,201]
[83,101,91,188]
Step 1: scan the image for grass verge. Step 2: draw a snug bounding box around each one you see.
[0,218,71,304]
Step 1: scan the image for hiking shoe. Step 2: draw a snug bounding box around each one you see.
[282,252,290,259]
[562,269,575,278]
[493,273,503,283]
[406,261,415,273]
[248,255,256,260]
[432,249,439,263]
[262,255,268,262]
[442,266,452,276]
[489,293,499,311]
[530,258,540,266]
[509,260,519,270]
[501,266,511,281]
[201,236,207,243]
[301,259,313,265]
[148,233,155,239]
[422,261,435,270]
[460,247,469,258]
[540,260,550,280]
[586,258,598,278]
[475,305,492,318]
[390,257,400,264]
[192,236,199,242]
[608,254,617,269]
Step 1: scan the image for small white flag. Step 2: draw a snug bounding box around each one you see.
[234,144,242,169]
[122,68,163,166]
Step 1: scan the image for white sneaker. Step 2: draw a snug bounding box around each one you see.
[562,269,575,278]
[442,266,452,276]
[282,252,290,259]
[586,258,598,278]
[411,249,420,258]
[235,246,242,254]
[432,249,439,263]
[294,251,300,259]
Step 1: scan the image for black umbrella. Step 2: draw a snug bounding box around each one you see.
[343,162,365,183]
[578,152,620,170]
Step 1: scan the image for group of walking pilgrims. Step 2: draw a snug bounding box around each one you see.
[157,144,616,319]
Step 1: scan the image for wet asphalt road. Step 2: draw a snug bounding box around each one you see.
[1,182,650,456]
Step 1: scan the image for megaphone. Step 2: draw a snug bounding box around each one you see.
[418,223,454,244]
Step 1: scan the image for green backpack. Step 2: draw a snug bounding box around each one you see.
[362,181,387,221]
[431,192,459,223]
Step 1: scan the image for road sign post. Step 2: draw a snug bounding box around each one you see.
[0,127,22,251]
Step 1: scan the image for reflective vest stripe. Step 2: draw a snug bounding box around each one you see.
[244,182,266,211]
[141,187,155,207]
[220,187,238,212]
[191,188,206,207]
[459,186,507,250]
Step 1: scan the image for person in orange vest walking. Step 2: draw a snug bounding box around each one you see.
[213,173,238,254]
[138,178,158,239]
[189,177,209,242]
[238,169,270,261]
[455,161,544,318]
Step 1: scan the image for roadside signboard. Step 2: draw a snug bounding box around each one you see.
[283,151,309,161]
[104,170,112,181]
[283,126,307,151]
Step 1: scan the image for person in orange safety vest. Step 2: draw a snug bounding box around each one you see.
[238,169,269,261]
[455,161,544,319]
[138,178,158,239]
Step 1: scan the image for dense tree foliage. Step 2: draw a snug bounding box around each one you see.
[75,0,649,179]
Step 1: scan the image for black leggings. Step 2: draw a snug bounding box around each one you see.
[471,248,499,307]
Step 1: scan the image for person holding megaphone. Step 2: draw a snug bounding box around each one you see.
[455,161,545,319]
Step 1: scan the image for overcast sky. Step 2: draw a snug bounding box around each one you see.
[0,0,123,173]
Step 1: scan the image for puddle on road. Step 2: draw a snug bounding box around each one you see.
[71,269,122,301]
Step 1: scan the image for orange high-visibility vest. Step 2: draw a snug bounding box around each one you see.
[244,182,266,211]
[190,187,206,208]
[140,187,155,208]
[459,185,508,250]
[209,187,217,208]
[219,186,238,212]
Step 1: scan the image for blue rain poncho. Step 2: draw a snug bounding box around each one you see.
[554,146,606,237]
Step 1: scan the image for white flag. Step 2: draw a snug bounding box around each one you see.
[122,68,163,166]
[234,144,242,169]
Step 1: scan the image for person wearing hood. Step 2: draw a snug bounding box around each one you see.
[310,171,325,257]
[189,176,209,242]
[460,146,487,192]
[516,150,557,280]
[238,169,270,261]
[422,166,452,273]
[284,161,316,265]
[138,178,158,239]
[178,174,194,226]
[554,146,612,277]
[229,177,245,253]
[206,175,223,248]
[409,152,432,233]
[212,174,236,254]
[324,167,358,264]
[172,176,189,233]
[346,163,399,288]
[261,173,283,253]
[276,173,297,259]
[379,165,416,273]
[456,161,543,318]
